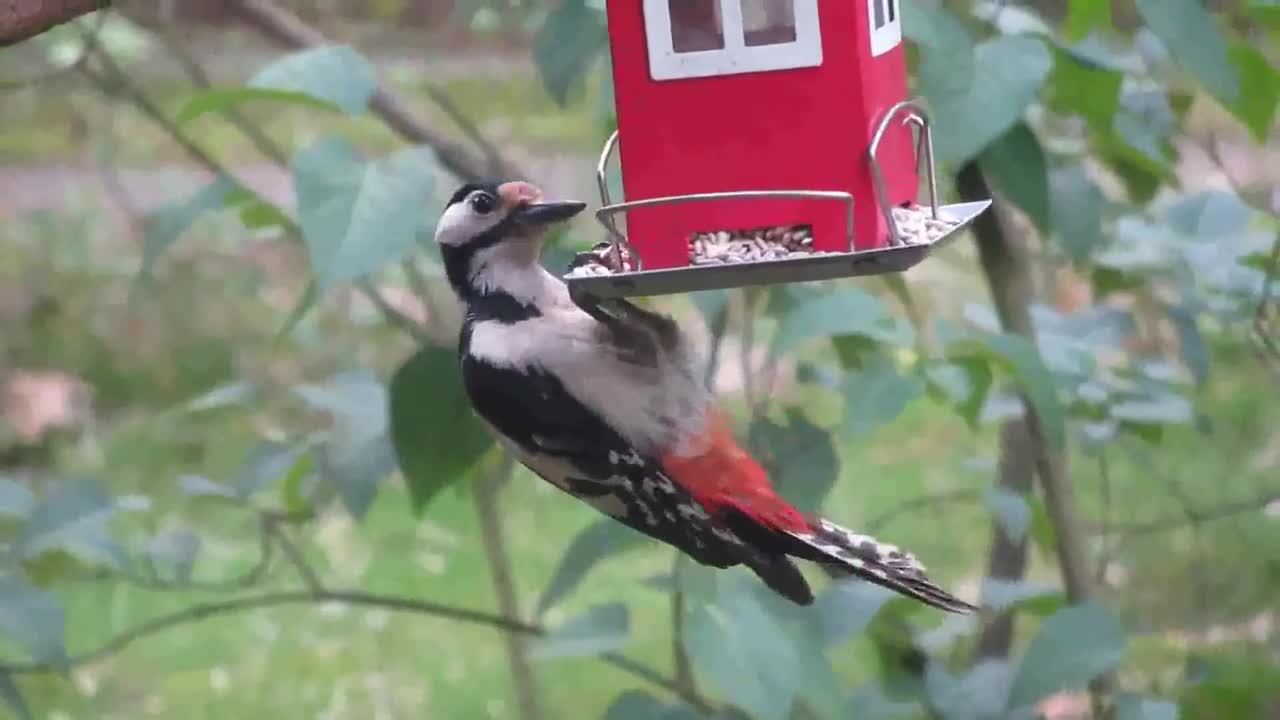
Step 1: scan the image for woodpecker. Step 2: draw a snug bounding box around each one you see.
[433,180,974,613]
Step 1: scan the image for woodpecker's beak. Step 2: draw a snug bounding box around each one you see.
[510,200,588,227]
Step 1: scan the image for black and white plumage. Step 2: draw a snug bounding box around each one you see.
[431,180,974,612]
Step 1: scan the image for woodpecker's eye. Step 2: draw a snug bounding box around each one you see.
[469,192,496,215]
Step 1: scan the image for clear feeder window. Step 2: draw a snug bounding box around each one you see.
[742,0,797,47]
[868,0,903,57]
[669,0,726,53]
[644,0,821,80]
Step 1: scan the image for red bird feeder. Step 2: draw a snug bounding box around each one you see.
[563,0,992,298]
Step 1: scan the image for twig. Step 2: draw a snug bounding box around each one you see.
[424,85,507,179]
[739,289,760,415]
[230,0,527,184]
[601,653,715,716]
[0,589,539,675]
[866,489,983,534]
[1104,490,1280,538]
[77,45,432,346]
[270,523,324,594]
[1094,450,1113,588]
[957,162,1110,713]
[473,454,545,720]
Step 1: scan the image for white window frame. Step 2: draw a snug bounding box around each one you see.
[867,0,902,58]
[643,0,823,81]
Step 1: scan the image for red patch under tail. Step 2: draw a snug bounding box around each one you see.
[659,408,810,533]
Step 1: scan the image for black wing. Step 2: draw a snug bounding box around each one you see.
[459,320,814,604]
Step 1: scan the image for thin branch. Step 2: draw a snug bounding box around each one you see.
[602,653,715,716]
[424,85,507,179]
[77,44,432,346]
[0,589,539,675]
[866,489,983,534]
[1103,490,1280,538]
[230,0,527,184]
[473,455,544,720]
[270,523,324,594]
[1094,450,1113,587]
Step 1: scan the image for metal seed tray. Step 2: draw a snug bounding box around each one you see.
[562,199,990,298]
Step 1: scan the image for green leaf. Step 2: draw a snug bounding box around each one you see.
[295,370,398,521]
[840,356,926,438]
[1049,166,1106,264]
[179,45,375,124]
[1062,0,1111,41]
[532,0,607,106]
[773,288,911,354]
[292,137,438,291]
[812,580,896,649]
[1134,0,1239,104]
[177,88,344,125]
[947,334,1066,449]
[0,671,32,720]
[537,519,650,617]
[16,478,125,573]
[979,123,1050,234]
[903,0,976,100]
[1167,303,1209,386]
[181,380,256,414]
[1047,47,1123,132]
[140,176,236,277]
[178,474,240,503]
[683,572,802,720]
[279,449,317,517]
[603,691,704,720]
[238,198,294,231]
[233,441,305,500]
[984,487,1031,544]
[748,411,838,515]
[389,346,495,514]
[275,279,320,342]
[928,658,1020,720]
[979,578,1065,615]
[1115,694,1179,720]
[0,575,66,667]
[0,478,34,520]
[1110,394,1193,426]
[925,35,1053,166]
[1226,44,1279,143]
[530,603,629,660]
[146,529,201,583]
[1006,601,1127,710]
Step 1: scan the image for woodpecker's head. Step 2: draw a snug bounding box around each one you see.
[435,181,586,303]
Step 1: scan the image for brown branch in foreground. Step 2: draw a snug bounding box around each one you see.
[975,419,1035,660]
[230,0,527,185]
[1,0,106,47]
[956,162,1111,714]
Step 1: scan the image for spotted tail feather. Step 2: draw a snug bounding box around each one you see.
[787,518,977,614]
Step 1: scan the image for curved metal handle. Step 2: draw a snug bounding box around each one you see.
[592,131,857,269]
[868,100,939,247]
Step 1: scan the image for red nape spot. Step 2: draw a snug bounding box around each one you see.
[498,181,542,207]
[659,409,810,533]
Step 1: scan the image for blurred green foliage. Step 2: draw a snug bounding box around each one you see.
[0,0,1277,719]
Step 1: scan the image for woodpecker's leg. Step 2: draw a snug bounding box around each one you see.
[570,286,681,353]
[569,285,662,364]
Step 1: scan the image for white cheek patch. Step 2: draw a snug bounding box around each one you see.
[434,199,502,247]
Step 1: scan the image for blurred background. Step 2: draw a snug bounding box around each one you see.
[0,1,1277,719]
